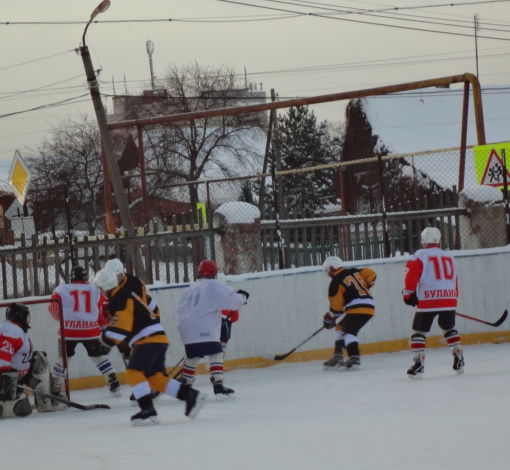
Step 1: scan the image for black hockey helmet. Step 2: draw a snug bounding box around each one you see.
[6,303,31,332]
[71,266,88,282]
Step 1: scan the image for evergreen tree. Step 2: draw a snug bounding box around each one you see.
[262,106,341,214]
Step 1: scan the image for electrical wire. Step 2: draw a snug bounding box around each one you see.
[0,49,76,72]
[0,95,90,120]
[215,0,510,41]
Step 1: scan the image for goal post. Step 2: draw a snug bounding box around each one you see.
[0,297,69,398]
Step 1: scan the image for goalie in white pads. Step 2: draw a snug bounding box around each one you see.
[403,227,464,379]
[177,260,248,400]
[0,303,66,418]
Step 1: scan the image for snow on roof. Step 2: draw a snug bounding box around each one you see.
[215,201,260,224]
[460,185,503,204]
[362,85,510,190]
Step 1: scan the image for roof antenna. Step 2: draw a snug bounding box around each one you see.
[146,40,156,90]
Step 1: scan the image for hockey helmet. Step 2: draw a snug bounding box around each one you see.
[6,303,31,332]
[421,227,441,247]
[105,258,125,276]
[71,266,88,282]
[322,256,343,277]
[92,268,119,293]
[198,260,218,279]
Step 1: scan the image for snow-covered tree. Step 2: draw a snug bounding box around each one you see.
[263,106,341,213]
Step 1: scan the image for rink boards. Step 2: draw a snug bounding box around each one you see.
[49,245,510,390]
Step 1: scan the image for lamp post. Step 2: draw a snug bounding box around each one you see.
[79,1,134,234]
[79,1,146,279]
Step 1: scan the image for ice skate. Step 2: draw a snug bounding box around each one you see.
[323,354,345,371]
[210,377,236,400]
[131,404,159,426]
[108,373,122,397]
[340,355,360,371]
[184,387,207,419]
[452,346,465,375]
[407,353,425,379]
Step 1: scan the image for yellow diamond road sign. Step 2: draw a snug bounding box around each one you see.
[8,150,31,205]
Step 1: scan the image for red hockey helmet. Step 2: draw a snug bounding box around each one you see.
[198,260,218,279]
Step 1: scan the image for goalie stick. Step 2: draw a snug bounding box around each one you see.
[456,310,508,327]
[18,385,111,411]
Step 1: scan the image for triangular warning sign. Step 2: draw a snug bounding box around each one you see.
[480,149,510,187]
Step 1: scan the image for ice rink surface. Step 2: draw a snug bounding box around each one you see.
[2,343,510,470]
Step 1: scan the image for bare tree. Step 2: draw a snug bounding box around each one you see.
[121,63,266,207]
[26,115,105,235]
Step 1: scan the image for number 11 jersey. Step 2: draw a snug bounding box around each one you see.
[50,281,107,340]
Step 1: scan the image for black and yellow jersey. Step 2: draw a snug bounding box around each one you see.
[102,286,168,348]
[328,267,376,315]
[120,273,160,320]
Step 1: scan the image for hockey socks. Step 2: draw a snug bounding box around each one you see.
[444,329,465,374]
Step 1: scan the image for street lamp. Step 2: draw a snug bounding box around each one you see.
[79,1,146,279]
[79,2,135,233]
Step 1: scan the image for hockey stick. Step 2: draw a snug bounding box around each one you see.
[456,310,508,327]
[271,325,326,361]
[18,385,111,411]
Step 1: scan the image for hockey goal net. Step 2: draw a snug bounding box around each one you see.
[0,297,69,397]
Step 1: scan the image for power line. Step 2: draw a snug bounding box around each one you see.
[0,95,90,120]
[0,49,75,72]
[216,0,510,41]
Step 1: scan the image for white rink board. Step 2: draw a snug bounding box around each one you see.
[29,246,510,380]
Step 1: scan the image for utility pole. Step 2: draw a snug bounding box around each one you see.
[80,2,146,279]
[271,89,285,219]
[474,14,480,78]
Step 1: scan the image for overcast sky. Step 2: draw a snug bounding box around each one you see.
[1,0,510,181]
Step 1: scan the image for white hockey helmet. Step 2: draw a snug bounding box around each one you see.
[105,258,125,276]
[322,256,343,276]
[92,268,119,293]
[421,227,441,247]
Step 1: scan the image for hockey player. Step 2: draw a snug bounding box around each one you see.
[178,260,248,400]
[93,268,207,425]
[322,256,376,371]
[403,227,464,379]
[49,266,122,396]
[0,303,65,418]
[105,258,160,321]
[220,309,239,356]
[105,258,162,405]
[217,273,239,356]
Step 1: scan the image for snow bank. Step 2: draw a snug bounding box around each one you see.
[215,201,260,224]
[460,185,503,204]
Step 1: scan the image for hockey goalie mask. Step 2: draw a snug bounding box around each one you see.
[6,303,31,332]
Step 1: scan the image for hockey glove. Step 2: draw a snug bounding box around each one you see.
[237,289,250,302]
[323,312,337,330]
[403,291,418,307]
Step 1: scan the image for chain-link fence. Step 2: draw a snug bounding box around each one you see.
[0,145,507,298]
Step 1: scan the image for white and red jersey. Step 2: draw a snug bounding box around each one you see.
[178,278,246,345]
[49,281,108,340]
[0,320,33,379]
[404,247,459,312]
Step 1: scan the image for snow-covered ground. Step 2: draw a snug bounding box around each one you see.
[2,342,510,470]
